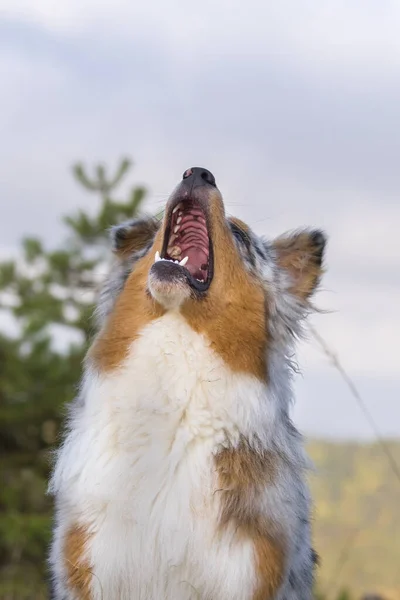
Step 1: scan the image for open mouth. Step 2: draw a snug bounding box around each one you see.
[156,199,213,292]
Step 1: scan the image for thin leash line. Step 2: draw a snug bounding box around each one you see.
[309,325,400,487]
[308,324,400,598]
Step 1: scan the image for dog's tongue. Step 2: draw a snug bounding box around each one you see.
[181,246,208,280]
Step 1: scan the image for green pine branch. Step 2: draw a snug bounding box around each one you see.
[0,156,149,591]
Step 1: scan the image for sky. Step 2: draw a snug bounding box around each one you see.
[1,0,399,439]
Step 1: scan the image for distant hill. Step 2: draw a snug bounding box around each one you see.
[308,439,400,599]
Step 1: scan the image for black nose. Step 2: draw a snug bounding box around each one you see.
[182,167,216,188]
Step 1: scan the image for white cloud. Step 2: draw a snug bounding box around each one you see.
[293,366,400,440]
[4,0,400,72]
[302,290,400,378]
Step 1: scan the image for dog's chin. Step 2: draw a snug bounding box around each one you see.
[148,262,192,309]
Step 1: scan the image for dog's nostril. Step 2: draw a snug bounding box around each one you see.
[200,169,216,187]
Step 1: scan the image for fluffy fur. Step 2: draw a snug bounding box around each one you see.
[49,173,326,600]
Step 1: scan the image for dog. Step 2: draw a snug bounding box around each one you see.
[49,167,326,599]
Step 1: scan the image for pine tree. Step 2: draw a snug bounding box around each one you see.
[0,158,147,597]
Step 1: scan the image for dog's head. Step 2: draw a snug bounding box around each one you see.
[94,167,326,379]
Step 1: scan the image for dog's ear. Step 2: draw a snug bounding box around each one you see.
[111,217,160,257]
[272,229,326,300]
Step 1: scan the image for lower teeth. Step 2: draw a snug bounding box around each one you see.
[154,252,207,284]
[154,252,189,267]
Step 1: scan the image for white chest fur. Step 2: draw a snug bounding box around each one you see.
[51,313,278,600]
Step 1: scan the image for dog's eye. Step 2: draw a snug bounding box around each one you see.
[231,224,248,246]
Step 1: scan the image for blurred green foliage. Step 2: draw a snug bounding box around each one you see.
[0,159,147,597]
